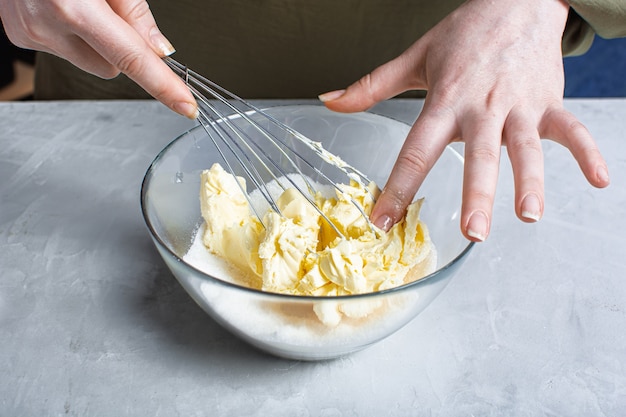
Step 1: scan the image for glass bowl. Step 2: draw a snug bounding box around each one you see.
[141,105,473,360]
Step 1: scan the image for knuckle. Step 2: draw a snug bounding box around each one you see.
[51,1,83,25]
[122,0,152,22]
[113,51,170,101]
[356,73,378,104]
[466,188,493,206]
[20,2,83,46]
[425,98,456,119]
[7,10,51,48]
[379,186,410,216]
[428,87,460,111]
[113,50,146,77]
[395,146,431,178]
[566,119,590,137]
[466,146,500,164]
[507,135,541,155]
[563,119,599,156]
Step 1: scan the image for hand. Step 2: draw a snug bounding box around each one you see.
[0,0,197,118]
[320,0,610,242]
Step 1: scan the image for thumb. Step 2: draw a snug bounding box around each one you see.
[319,53,423,113]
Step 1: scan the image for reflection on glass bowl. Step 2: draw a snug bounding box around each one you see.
[141,105,473,360]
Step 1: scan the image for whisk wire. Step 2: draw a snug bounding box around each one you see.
[164,57,377,237]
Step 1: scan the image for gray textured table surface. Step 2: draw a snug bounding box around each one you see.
[1,99,625,416]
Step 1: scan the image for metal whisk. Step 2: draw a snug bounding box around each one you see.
[164,57,376,237]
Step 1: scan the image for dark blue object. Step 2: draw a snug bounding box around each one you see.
[564,36,626,97]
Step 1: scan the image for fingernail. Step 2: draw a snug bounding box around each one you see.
[373,214,393,232]
[466,211,489,242]
[597,165,610,185]
[521,193,542,222]
[318,89,346,102]
[150,27,176,56]
[173,101,199,119]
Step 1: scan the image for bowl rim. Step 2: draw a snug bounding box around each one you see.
[140,104,475,301]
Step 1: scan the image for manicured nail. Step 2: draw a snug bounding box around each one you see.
[466,211,489,242]
[373,214,393,232]
[173,101,199,119]
[150,27,176,56]
[521,193,542,222]
[318,89,346,102]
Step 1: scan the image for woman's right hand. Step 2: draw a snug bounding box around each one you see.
[0,0,197,118]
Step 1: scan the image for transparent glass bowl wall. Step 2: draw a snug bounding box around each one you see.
[141,105,473,360]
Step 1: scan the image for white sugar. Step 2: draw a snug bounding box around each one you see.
[181,175,435,358]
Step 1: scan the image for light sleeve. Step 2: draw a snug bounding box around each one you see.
[563,0,626,56]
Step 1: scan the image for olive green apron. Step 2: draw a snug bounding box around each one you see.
[34,0,594,100]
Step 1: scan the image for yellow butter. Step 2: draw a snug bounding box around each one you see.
[199,163,437,325]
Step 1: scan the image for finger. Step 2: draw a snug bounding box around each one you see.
[540,107,610,188]
[460,114,503,242]
[503,109,544,222]
[0,2,120,78]
[48,34,122,79]
[320,49,426,113]
[73,5,197,118]
[107,0,175,57]
[370,102,456,231]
